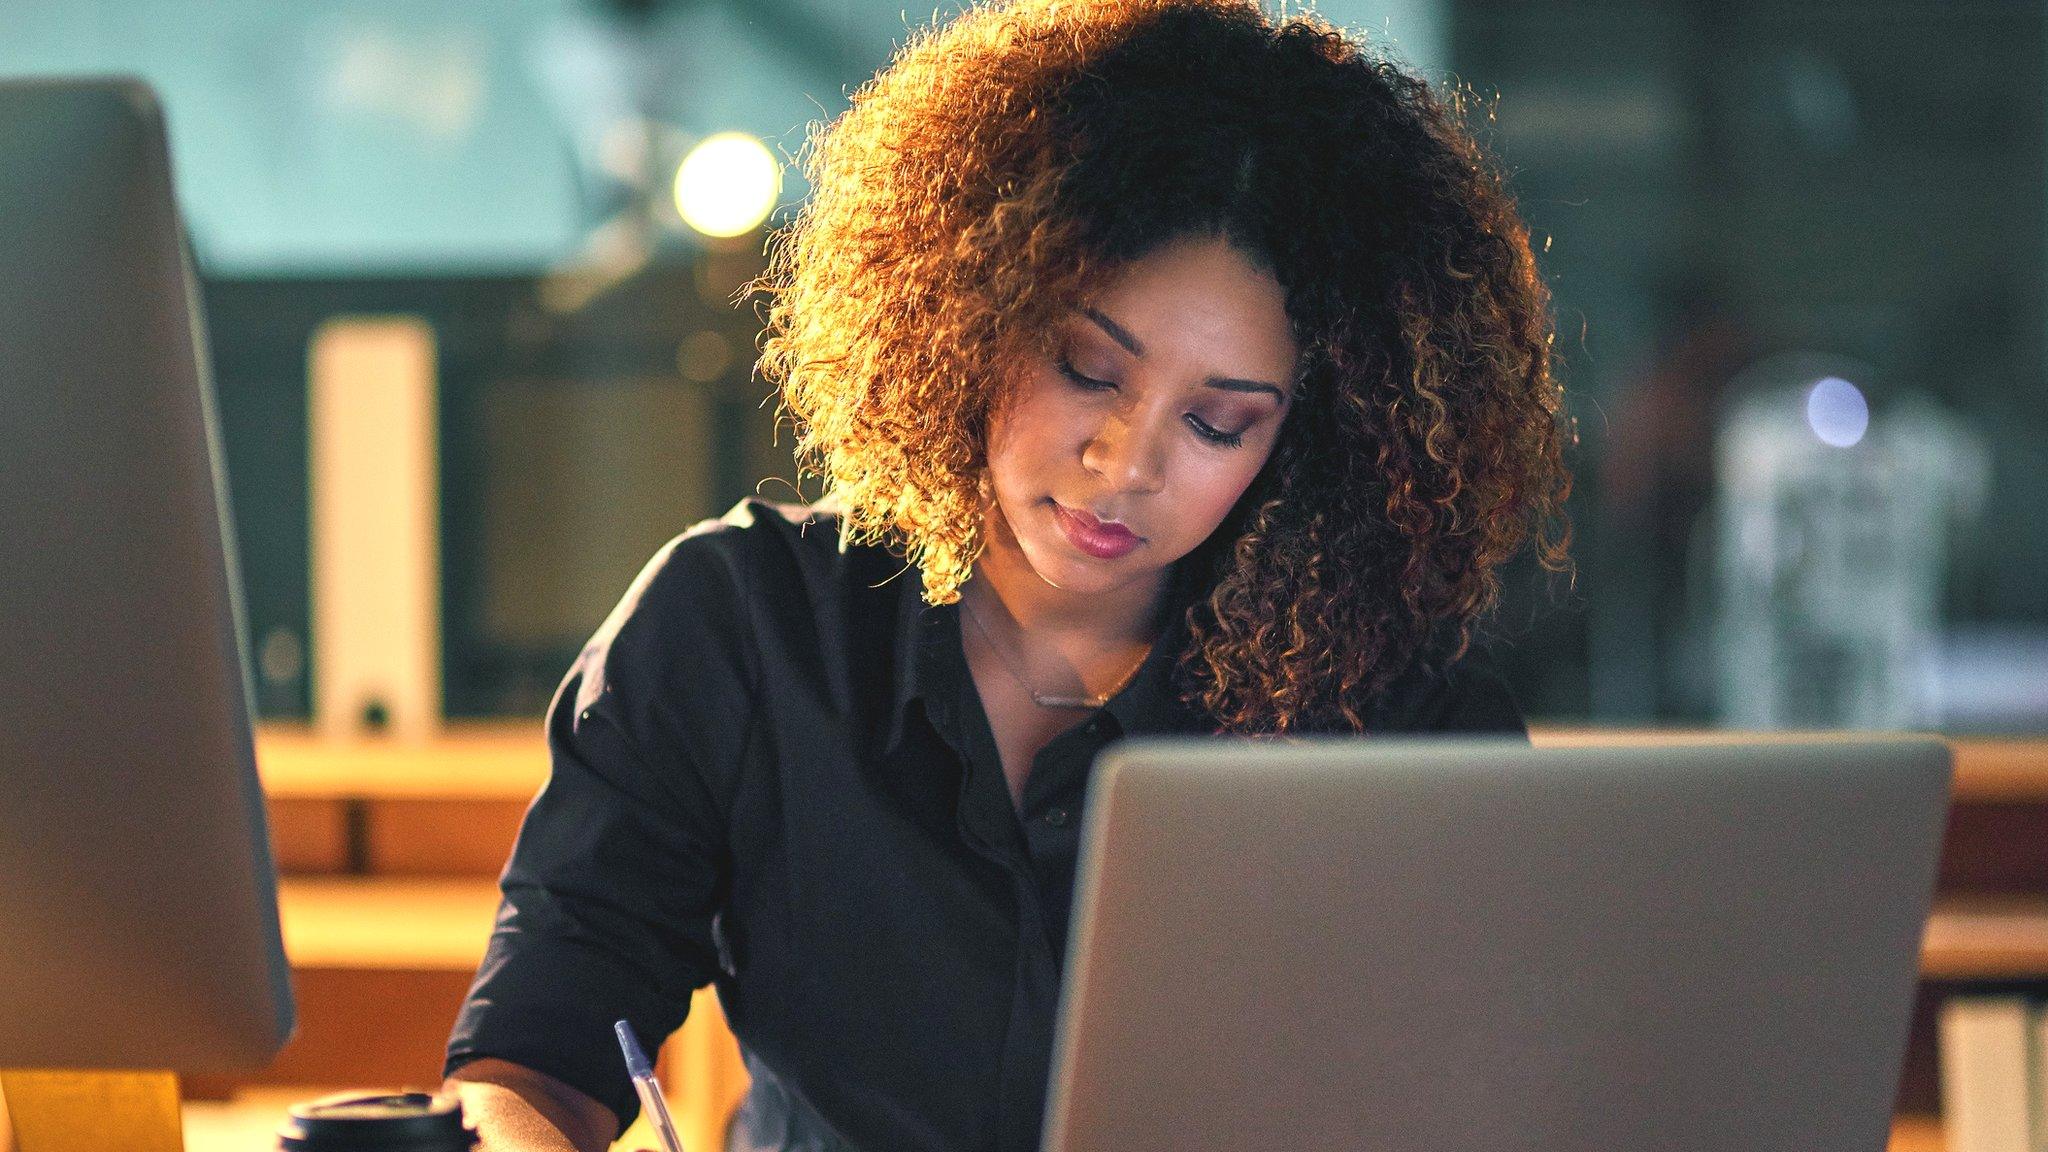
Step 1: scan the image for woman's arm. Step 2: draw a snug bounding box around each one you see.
[443,1057,620,1152]
[444,522,761,1135]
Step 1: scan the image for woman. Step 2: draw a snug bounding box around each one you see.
[443,0,1574,1149]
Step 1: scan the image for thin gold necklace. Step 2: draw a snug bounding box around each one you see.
[961,596,1150,710]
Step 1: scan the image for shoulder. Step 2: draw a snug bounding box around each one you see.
[649,493,852,584]
[618,490,871,598]
[1365,633,1528,740]
[563,496,902,776]
[576,495,902,694]
[660,492,902,588]
[644,494,909,627]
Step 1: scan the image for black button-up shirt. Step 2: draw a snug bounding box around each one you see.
[445,498,1528,1152]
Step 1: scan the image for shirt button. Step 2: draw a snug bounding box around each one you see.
[1044,807,1071,827]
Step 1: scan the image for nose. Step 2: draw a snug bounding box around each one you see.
[1081,409,1168,495]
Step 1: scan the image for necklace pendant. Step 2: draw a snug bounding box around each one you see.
[961,596,1144,713]
[1032,692,1109,710]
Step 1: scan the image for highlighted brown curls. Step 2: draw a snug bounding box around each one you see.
[755,0,1574,733]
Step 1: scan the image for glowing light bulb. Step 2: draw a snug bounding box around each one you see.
[672,133,780,238]
[1805,375,1868,448]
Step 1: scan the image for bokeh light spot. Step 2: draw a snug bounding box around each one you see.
[1806,375,1868,447]
[672,133,780,238]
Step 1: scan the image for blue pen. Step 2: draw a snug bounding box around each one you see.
[614,1019,687,1152]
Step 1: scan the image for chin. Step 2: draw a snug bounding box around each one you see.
[1020,537,1158,594]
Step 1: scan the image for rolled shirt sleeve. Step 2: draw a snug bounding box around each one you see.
[445,521,758,1130]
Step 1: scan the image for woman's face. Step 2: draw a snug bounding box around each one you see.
[984,234,1300,599]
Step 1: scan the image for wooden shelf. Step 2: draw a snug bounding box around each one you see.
[1921,896,2048,980]
[257,724,2048,803]
[276,876,499,970]
[1938,738,2048,803]
[1889,1115,1944,1152]
[267,877,2048,983]
[256,722,547,800]
[1530,729,2048,802]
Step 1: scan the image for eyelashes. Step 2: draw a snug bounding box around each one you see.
[1055,358,1115,391]
[1056,359,1247,449]
[1191,419,1245,449]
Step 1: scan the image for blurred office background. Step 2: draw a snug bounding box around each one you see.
[3,0,2042,733]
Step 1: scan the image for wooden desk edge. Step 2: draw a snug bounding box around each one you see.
[254,723,2047,801]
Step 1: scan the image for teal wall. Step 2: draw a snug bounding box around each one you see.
[0,0,1446,274]
[0,0,586,271]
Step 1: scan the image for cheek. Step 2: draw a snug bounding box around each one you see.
[1178,461,1262,532]
[990,380,1083,479]
[1177,435,1280,531]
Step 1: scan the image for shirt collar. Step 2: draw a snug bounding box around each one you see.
[879,582,953,757]
[879,565,1214,757]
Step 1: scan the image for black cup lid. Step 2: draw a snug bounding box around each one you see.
[277,1091,478,1152]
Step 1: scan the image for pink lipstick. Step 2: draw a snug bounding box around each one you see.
[1052,501,1142,560]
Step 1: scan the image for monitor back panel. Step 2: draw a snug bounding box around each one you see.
[0,78,292,1071]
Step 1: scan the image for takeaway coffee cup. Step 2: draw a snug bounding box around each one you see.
[276,1091,478,1152]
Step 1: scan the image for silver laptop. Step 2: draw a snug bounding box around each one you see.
[0,77,293,1071]
[1044,735,1950,1152]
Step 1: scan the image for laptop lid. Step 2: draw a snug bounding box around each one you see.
[1044,735,1950,1152]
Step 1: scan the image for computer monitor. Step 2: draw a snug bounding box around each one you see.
[0,77,293,1074]
[1045,735,1951,1152]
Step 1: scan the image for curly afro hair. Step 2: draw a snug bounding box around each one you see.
[754,0,1575,733]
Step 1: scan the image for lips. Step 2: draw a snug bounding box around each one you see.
[1051,500,1142,560]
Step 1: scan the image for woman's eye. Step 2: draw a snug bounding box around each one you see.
[1187,415,1245,449]
[1057,359,1116,391]
[1055,355,1245,448]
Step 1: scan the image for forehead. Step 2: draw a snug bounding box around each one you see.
[1074,236,1299,381]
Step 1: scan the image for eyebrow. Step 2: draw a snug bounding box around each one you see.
[1080,306,1289,403]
